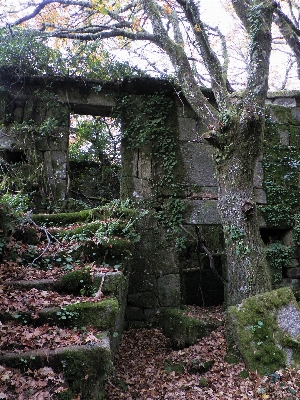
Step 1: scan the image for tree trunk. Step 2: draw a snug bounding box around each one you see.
[214,116,272,306]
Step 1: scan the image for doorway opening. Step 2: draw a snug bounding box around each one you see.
[68,114,121,206]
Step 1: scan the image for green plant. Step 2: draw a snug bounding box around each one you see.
[224,225,251,257]
[250,320,264,333]
[266,242,293,283]
[56,307,79,321]
[261,111,300,228]
[114,93,186,246]
[266,243,293,269]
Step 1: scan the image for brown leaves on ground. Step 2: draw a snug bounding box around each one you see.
[0,236,114,282]
[105,307,300,400]
[0,364,68,399]
[0,287,104,319]
[0,322,101,354]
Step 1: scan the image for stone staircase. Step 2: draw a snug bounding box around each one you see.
[0,203,134,399]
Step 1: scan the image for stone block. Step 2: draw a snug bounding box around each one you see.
[120,177,152,200]
[286,267,300,278]
[291,107,300,123]
[180,142,217,187]
[126,306,146,321]
[127,291,160,308]
[183,199,221,225]
[157,307,221,348]
[279,129,290,145]
[254,188,267,204]
[272,97,297,107]
[157,274,181,307]
[178,117,203,142]
[253,159,264,188]
[128,272,156,294]
[227,287,300,375]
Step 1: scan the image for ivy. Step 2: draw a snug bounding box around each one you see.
[260,112,300,227]
[114,92,185,247]
[261,108,300,284]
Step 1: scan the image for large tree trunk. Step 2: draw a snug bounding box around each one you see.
[214,116,272,306]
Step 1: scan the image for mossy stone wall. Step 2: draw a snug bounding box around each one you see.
[1,72,300,322]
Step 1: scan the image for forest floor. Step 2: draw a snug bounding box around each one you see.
[104,307,300,400]
[1,302,300,399]
[1,237,300,399]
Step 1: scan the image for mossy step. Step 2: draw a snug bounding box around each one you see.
[3,271,125,297]
[0,334,112,400]
[0,297,119,331]
[32,206,138,227]
[156,308,222,349]
[38,297,119,331]
[61,238,133,263]
[32,208,104,226]
[49,220,129,239]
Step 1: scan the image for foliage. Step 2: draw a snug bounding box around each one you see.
[0,28,145,80]
[261,113,300,227]
[69,116,120,165]
[266,243,293,283]
[62,41,146,80]
[0,28,62,76]
[0,192,30,214]
[115,93,185,247]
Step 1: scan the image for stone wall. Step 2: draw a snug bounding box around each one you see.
[0,71,300,323]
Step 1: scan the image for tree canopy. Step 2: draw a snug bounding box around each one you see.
[1,0,300,306]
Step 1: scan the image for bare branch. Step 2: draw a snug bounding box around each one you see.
[175,0,231,109]
[9,0,92,27]
[274,5,300,78]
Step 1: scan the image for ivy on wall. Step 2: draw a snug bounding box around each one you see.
[114,92,185,247]
[261,106,300,284]
[261,111,300,227]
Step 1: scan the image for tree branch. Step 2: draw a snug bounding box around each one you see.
[9,0,92,27]
[274,6,300,79]
[175,0,230,109]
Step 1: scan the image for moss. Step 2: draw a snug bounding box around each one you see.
[32,208,103,226]
[198,377,208,387]
[64,298,119,331]
[61,238,132,265]
[271,105,299,126]
[59,268,93,295]
[157,308,221,349]
[52,220,131,240]
[227,287,299,375]
[58,343,111,399]
[39,298,119,331]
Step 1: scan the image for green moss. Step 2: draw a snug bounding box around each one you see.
[39,298,119,331]
[271,105,299,126]
[157,308,220,349]
[227,287,298,375]
[59,342,112,399]
[32,208,103,226]
[59,268,93,295]
[64,298,119,331]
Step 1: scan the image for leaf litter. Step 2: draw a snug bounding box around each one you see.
[1,306,300,398]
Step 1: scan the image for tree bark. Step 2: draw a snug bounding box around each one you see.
[214,115,272,306]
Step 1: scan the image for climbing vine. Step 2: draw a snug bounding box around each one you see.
[261,106,300,284]
[261,112,300,227]
[114,92,185,247]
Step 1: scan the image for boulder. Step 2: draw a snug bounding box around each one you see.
[227,287,300,375]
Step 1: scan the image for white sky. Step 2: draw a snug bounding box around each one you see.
[1,0,299,89]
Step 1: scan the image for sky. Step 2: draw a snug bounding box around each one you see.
[0,0,299,90]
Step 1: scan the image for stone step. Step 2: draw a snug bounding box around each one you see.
[0,333,112,400]
[3,270,125,297]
